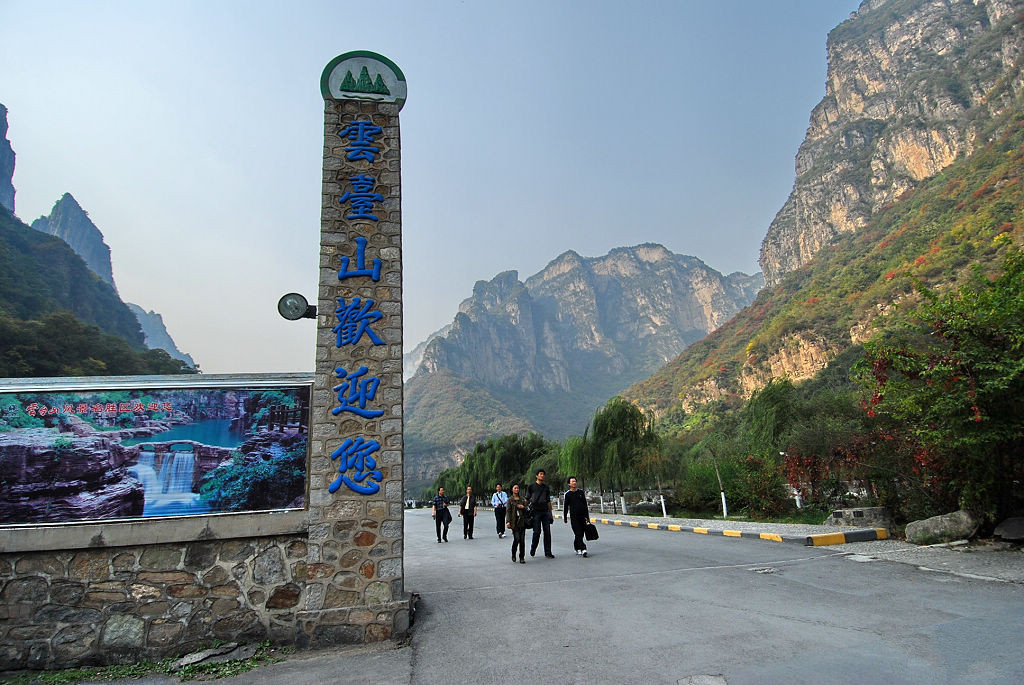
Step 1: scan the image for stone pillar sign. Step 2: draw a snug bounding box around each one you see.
[304,50,409,645]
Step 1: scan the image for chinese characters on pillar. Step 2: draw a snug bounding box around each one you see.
[338,121,382,161]
[339,174,383,221]
[332,366,384,419]
[330,118,389,495]
[338,236,382,281]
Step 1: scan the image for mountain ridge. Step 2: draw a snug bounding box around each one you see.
[0,204,144,347]
[127,304,196,368]
[0,105,14,214]
[404,243,763,490]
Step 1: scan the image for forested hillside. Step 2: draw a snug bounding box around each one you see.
[0,205,194,377]
[618,80,1024,524]
[627,108,1024,416]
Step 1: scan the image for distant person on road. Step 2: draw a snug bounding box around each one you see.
[458,486,478,539]
[527,469,555,558]
[432,487,452,543]
[491,483,509,538]
[563,476,591,557]
[506,483,528,563]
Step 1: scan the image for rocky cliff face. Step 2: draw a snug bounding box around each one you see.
[404,244,763,489]
[0,104,15,214]
[127,304,196,368]
[31,193,117,290]
[760,0,1024,285]
[418,244,762,397]
[0,427,144,523]
[402,324,449,382]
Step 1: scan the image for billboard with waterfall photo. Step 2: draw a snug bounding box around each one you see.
[0,378,310,525]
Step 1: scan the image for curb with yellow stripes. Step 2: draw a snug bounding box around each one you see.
[589,517,889,546]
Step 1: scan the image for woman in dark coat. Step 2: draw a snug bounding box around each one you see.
[505,483,528,563]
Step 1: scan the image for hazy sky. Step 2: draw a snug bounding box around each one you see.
[0,0,861,374]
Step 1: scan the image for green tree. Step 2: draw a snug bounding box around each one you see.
[199,443,306,512]
[735,379,798,453]
[558,431,600,492]
[590,397,662,498]
[861,248,1024,518]
[0,309,195,377]
[429,432,559,499]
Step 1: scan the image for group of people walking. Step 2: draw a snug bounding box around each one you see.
[429,485,477,541]
[431,469,593,563]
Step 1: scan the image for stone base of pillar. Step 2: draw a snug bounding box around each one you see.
[295,594,414,650]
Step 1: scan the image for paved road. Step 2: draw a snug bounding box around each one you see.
[403,509,1024,684]
[74,509,1024,684]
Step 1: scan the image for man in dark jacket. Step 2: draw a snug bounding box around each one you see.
[527,469,554,558]
[458,486,477,539]
[563,476,591,557]
[431,487,451,542]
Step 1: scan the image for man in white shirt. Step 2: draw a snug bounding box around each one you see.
[491,483,509,538]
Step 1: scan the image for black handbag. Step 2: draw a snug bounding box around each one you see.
[584,522,599,541]
[522,507,535,529]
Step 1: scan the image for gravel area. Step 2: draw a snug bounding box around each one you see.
[580,511,1024,584]
[827,538,1024,583]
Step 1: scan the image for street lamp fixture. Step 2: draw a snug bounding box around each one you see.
[277,293,317,320]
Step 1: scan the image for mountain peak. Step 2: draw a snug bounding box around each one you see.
[459,270,525,317]
[609,243,673,263]
[0,103,15,214]
[56,192,83,210]
[31,193,116,291]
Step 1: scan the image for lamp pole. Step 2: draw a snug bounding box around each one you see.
[781,451,801,508]
[707,447,727,519]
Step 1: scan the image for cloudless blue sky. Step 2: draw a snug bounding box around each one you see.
[0,0,862,373]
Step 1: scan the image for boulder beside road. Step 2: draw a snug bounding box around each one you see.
[904,510,982,544]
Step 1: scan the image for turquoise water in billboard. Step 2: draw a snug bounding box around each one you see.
[122,419,242,448]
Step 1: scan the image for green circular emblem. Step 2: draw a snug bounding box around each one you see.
[321,51,407,111]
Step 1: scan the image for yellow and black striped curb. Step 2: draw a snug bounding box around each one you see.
[589,517,889,546]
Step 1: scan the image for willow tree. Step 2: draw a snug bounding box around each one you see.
[633,430,670,494]
[590,396,662,499]
[559,428,602,493]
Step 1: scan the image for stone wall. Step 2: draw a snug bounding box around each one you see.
[826,506,895,532]
[0,530,409,669]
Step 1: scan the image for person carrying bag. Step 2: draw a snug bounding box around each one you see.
[506,484,529,563]
[563,476,592,557]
